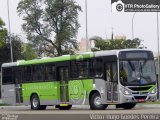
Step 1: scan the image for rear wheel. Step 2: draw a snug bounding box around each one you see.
[90,92,108,110]
[121,103,136,109]
[58,105,72,110]
[30,94,47,110]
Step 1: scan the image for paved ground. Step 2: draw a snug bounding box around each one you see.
[0,104,160,114]
[0,105,160,120]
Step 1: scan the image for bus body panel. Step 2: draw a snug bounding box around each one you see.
[22,79,94,106]
[1,84,16,105]
[94,79,108,104]
[68,79,93,105]
[22,82,60,105]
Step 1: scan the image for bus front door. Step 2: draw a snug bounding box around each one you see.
[58,67,69,103]
[106,62,118,103]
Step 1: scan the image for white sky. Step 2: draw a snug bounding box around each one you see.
[0,0,159,53]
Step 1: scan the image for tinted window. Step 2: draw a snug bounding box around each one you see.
[2,68,13,84]
[71,60,90,79]
[119,51,154,60]
[90,58,103,78]
[13,67,23,83]
[23,66,32,82]
[45,64,56,81]
[32,65,44,81]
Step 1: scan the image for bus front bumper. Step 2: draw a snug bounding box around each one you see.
[119,92,157,103]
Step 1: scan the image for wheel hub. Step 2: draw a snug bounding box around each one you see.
[94,96,102,106]
[32,98,38,108]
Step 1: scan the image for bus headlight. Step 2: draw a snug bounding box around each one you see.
[121,88,132,95]
[151,88,157,94]
[124,89,132,95]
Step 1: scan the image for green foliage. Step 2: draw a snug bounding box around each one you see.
[0,18,37,65]
[0,34,23,63]
[22,43,37,60]
[90,36,142,51]
[0,18,8,48]
[17,0,82,56]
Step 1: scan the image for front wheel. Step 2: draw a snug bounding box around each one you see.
[90,92,108,110]
[30,94,47,110]
[121,103,136,109]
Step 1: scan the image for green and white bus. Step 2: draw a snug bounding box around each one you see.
[1,49,157,110]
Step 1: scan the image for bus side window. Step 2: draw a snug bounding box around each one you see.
[45,65,56,81]
[78,60,89,78]
[32,65,44,82]
[2,68,13,84]
[90,58,103,78]
[71,61,79,79]
[13,67,22,83]
[23,66,32,82]
[71,60,90,79]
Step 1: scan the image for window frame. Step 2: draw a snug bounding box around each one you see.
[32,64,45,82]
[45,63,56,82]
[2,67,14,85]
[23,66,32,83]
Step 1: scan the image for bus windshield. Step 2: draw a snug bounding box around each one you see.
[119,60,156,86]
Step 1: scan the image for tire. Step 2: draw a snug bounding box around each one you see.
[58,105,72,110]
[90,92,108,110]
[39,105,47,110]
[121,103,136,109]
[30,94,47,110]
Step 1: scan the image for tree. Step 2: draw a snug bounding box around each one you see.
[0,17,37,66]
[90,36,142,51]
[0,34,23,63]
[22,43,37,60]
[0,18,8,48]
[17,0,82,56]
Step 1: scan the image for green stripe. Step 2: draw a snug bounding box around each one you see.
[19,53,94,66]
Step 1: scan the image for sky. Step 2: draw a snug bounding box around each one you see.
[0,0,159,53]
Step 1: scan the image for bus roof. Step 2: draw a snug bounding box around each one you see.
[1,49,152,67]
[2,52,94,67]
[95,49,152,57]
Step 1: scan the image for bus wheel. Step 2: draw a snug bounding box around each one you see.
[90,92,107,110]
[121,103,136,109]
[31,94,47,110]
[58,105,72,110]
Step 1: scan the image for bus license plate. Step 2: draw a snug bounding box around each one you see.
[137,99,145,102]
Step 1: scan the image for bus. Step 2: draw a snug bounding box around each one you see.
[1,49,157,110]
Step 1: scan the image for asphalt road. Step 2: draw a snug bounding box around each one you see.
[0,105,160,120]
[0,104,160,114]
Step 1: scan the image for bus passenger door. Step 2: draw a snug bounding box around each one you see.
[106,62,118,103]
[58,67,69,103]
[14,68,23,103]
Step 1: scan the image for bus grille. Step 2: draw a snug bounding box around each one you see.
[134,96,147,100]
[128,86,151,91]
[132,92,148,95]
